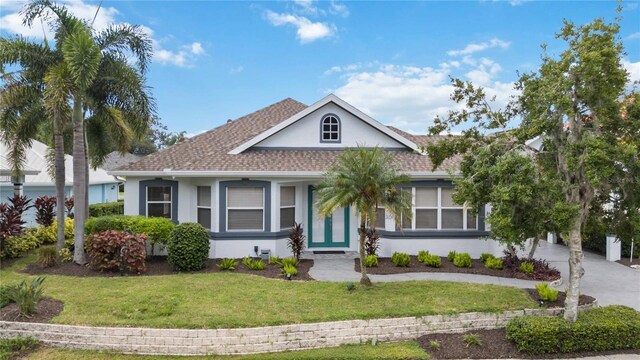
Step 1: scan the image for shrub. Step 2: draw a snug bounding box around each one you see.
[242,257,265,271]
[269,256,281,265]
[282,264,298,276]
[35,218,74,245]
[85,215,174,254]
[502,250,561,280]
[429,340,441,350]
[34,196,56,227]
[424,254,441,268]
[485,257,504,270]
[520,261,534,274]
[0,284,11,308]
[506,306,640,354]
[463,333,482,347]
[37,245,58,268]
[9,277,45,316]
[87,230,147,274]
[89,201,124,217]
[447,250,457,262]
[453,252,472,268]
[1,231,39,259]
[217,258,238,271]
[287,222,305,260]
[280,257,300,268]
[535,283,559,302]
[391,252,410,267]
[480,253,495,263]
[58,248,72,263]
[65,197,74,219]
[417,250,430,263]
[168,223,210,271]
[364,228,380,256]
[0,196,31,255]
[364,254,378,267]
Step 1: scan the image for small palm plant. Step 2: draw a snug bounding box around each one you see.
[315,147,412,286]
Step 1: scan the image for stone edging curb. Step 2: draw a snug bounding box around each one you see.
[0,301,597,356]
[549,277,563,287]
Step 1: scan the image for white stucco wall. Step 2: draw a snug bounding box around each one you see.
[378,238,507,258]
[213,239,291,258]
[255,103,406,149]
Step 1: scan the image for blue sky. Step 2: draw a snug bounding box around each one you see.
[1,0,639,135]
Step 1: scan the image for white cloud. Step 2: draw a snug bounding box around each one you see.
[264,10,335,43]
[447,38,511,56]
[330,60,517,133]
[229,65,244,74]
[329,1,350,17]
[627,32,640,41]
[0,0,204,67]
[623,59,640,84]
[293,0,321,16]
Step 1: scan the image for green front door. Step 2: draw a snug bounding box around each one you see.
[308,185,350,248]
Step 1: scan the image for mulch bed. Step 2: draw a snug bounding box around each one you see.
[525,288,595,308]
[23,257,315,281]
[616,258,640,268]
[418,328,640,359]
[355,256,561,281]
[0,297,64,323]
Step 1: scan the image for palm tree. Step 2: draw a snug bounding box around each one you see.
[16,0,154,264]
[315,147,412,286]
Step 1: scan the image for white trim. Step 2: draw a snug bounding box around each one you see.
[228,94,419,155]
[109,170,458,178]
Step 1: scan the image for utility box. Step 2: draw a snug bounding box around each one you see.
[606,235,621,262]
[260,249,271,262]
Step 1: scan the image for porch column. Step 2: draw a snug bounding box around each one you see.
[11,175,25,196]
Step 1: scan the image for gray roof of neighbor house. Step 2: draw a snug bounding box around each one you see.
[113,98,462,174]
[101,152,144,171]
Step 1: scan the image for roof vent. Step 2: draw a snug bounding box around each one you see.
[227,119,233,123]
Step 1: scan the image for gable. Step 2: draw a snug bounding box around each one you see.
[254,102,406,149]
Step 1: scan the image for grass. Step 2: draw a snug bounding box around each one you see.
[22,341,430,359]
[1,255,536,329]
[0,337,38,360]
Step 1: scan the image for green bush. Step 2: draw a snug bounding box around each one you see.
[364,254,378,268]
[424,254,441,268]
[480,253,495,263]
[485,257,504,270]
[167,223,210,271]
[1,231,40,259]
[242,257,265,271]
[35,218,74,245]
[520,261,534,274]
[9,277,45,316]
[391,252,410,267]
[453,252,472,268]
[279,257,300,269]
[58,248,72,263]
[268,256,281,265]
[0,284,11,308]
[89,201,124,217]
[85,215,174,252]
[506,306,640,354]
[217,258,238,271]
[417,250,430,263]
[282,264,298,276]
[0,337,39,360]
[463,333,482,347]
[37,245,58,268]
[447,250,457,262]
[535,283,559,301]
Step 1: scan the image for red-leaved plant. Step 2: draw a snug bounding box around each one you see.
[87,230,147,274]
[0,195,32,254]
[34,196,57,227]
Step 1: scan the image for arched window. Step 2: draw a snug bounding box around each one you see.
[320,114,340,142]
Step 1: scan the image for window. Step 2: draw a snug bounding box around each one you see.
[227,187,264,231]
[399,186,477,231]
[197,186,211,230]
[280,186,296,229]
[147,186,172,219]
[321,114,340,142]
[375,207,385,229]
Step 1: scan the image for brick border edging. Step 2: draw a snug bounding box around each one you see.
[0,301,597,356]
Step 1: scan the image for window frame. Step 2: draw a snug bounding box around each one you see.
[196,186,212,230]
[399,186,477,231]
[226,186,266,232]
[279,186,296,230]
[146,185,172,219]
[320,114,341,143]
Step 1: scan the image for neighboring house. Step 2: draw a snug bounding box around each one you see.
[101,151,143,172]
[112,94,502,259]
[0,140,120,225]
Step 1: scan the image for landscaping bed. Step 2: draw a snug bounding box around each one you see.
[0,297,63,323]
[418,328,640,359]
[23,257,314,281]
[616,258,640,268]
[524,288,595,308]
[355,255,561,281]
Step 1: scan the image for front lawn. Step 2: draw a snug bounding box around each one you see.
[1,256,536,329]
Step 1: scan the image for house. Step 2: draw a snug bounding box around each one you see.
[111,94,505,258]
[0,140,121,225]
[101,151,144,172]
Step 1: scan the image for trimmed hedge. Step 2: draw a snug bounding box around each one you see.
[85,215,174,251]
[89,201,124,217]
[167,223,210,271]
[506,306,640,354]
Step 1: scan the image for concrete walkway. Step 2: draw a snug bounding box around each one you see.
[306,242,640,310]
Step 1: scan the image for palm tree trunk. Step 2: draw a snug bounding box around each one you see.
[83,121,89,219]
[359,213,372,286]
[72,96,87,265]
[54,115,66,251]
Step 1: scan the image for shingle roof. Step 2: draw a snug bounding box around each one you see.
[101,152,143,171]
[116,98,461,174]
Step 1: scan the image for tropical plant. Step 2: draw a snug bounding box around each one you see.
[217,258,238,271]
[86,230,147,274]
[453,253,472,268]
[485,257,503,270]
[268,256,281,265]
[479,253,495,263]
[1,231,40,259]
[423,254,441,268]
[364,228,380,256]
[391,252,410,267]
[315,147,412,285]
[282,264,298,277]
[535,283,559,302]
[417,250,430,263]
[58,247,72,262]
[463,333,482,347]
[287,222,305,260]
[9,277,45,316]
[34,196,56,227]
[520,261,535,274]
[447,251,457,262]
[64,197,74,219]
[279,257,299,269]
[364,254,378,268]
[243,257,266,271]
[37,245,58,267]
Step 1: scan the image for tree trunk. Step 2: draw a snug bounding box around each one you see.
[72,97,87,265]
[359,213,372,286]
[564,223,584,322]
[83,122,89,219]
[527,237,540,260]
[54,116,66,251]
